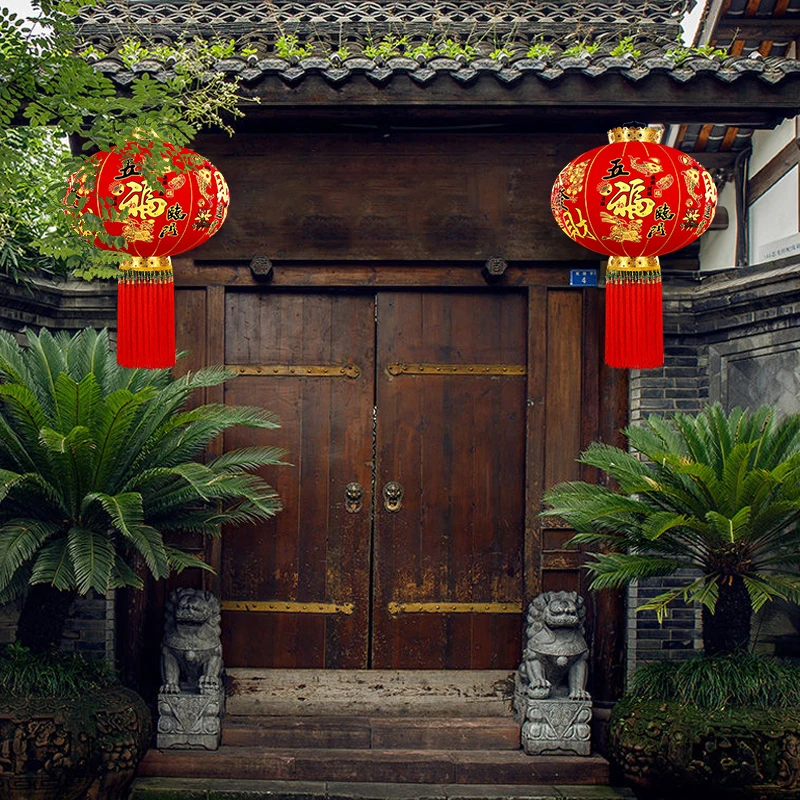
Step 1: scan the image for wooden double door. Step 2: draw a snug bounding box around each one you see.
[220,289,527,669]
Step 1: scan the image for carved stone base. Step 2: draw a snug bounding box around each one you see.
[520,698,592,756]
[157,688,224,750]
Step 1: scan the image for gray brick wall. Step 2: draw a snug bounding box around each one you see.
[626,255,800,678]
[0,275,117,660]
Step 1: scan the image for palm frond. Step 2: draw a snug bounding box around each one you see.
[66,526,115,594]
[30,538,76,591]
[0,519,60,591]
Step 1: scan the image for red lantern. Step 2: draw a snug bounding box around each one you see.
[65,141,229,369]
[551,126,717,369]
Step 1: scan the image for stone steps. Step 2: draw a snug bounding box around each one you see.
[130,778,635,800]
[137,746,610,785]
[222,716,521,750]
[225,670,515,717]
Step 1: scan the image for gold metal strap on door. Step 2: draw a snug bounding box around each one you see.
[222,600,354,615]
[387,601,522,615]
[227,364,361,379]
[386,363,526,377]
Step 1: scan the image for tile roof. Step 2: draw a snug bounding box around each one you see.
[75,0,800,122]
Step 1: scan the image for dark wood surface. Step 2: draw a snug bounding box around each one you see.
[372,292,527,669]
[190,132,604,265]
[221,292,375,668]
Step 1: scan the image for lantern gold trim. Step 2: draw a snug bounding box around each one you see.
[607,126,663,144]
[607,256,661,272]
[119,256,173,273]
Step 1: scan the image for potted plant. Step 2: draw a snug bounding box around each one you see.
[543,403,800,797]
[0,327,283,800]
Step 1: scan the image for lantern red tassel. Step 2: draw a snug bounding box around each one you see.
[116,257,175,369]
[605,256,663,369]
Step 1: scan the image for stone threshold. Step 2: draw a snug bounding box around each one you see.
[130,777,635,800]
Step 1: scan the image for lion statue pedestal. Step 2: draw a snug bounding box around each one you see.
[513,591,592,756]
[156,588,224,751]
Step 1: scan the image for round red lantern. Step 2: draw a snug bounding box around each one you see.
[551,126,717,369]
[65,141,229,369]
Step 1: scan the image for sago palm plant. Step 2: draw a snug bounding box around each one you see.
[0,328,283,652]
[543,403,800,655]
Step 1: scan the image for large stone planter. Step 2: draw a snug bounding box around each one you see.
[610,697,800,798]
[0,686,151,800]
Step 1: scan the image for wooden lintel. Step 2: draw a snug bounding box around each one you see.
[172,262,575,288]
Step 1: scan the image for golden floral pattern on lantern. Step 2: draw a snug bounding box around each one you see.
[600,212,643,243]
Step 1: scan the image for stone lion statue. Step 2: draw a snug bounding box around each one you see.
[160,588,223,695]
[515,590,590,705]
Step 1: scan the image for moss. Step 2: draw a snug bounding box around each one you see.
[610,698,800,797]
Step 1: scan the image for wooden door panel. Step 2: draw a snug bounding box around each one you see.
[372,292,527,669]
[221,292,374,668]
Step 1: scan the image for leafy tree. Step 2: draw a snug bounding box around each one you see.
[0,0,252,279]
[543,404,800,656]
[0,328,283,652]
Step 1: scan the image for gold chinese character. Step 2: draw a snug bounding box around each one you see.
[607,179,655,220]
[216,174,230,206]
[561,208,596,241]
[119,181,168,220]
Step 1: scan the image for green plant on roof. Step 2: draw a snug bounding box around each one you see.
[610,36,642,59]
[436,38,477,62]
[489,46,515,61]
[665,41,729,66]
[364,34,408,61]
[0,328,284,654]
[562,39,600,58]
[408,41,438,61]
[274,33,314,61]
[543,403,800,657]
[526,41,555,60]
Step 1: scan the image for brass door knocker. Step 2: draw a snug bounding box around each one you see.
[383,481,403,513]
[345,482,364,513]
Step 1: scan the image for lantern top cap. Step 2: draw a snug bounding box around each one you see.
[607,126,663,144]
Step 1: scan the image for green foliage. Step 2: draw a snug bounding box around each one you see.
[364,33,408,61]
[629,654,800,710]
[0,328,284,600]
[0,641,115,696]
[489,46,514,61]
[436,38,477,62]
[610,36,642,59]
[0,0,255,281]
[543,404,800,624]
[665,41,729,66]
[408,41,437,61]
[562,39,600,58]
[273,33,313,61]
[526,41,555,60]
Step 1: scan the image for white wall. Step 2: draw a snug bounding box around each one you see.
[750,117,797,176]
[749,166,799,264]
[699,180,737,271]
